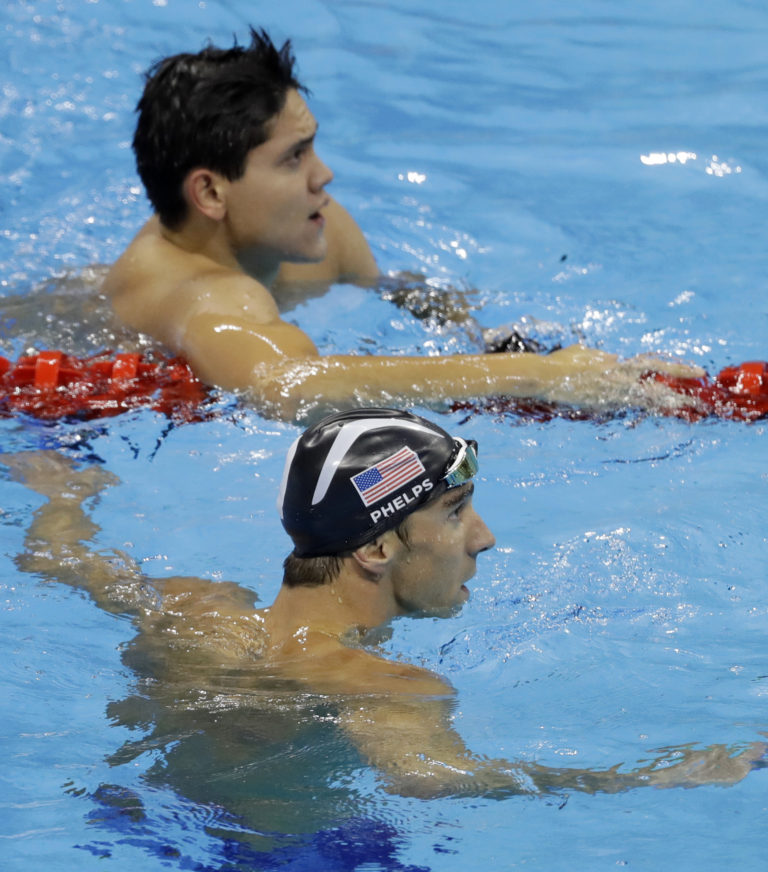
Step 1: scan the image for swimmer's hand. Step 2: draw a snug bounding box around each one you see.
[521,739,766,797]
[532,344,705,412]
[641,741,767,790]
[544,344,704,379]
[379,271,480,326]
[3,450,119,501]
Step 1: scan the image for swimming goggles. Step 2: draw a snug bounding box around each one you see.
[443,437,479,488]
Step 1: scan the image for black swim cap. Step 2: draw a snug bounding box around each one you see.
[278,408,478,557]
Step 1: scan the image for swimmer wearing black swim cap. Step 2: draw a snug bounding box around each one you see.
[278,408,481,557]
[274,407,494,618]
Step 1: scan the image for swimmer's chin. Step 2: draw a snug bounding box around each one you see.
[428,602,466,620]
[407,595,469,621]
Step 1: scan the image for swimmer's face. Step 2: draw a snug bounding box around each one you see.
[388,483,495,617]
[223,89,333,263]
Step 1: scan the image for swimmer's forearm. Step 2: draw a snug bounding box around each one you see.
[19,497,144,613]
[379,746,762,800]
[339,694,642,800]
[370,752,661,799]
[341,692,762,799]
[480,738,766,797]
[337,685,761,800]
[521,740,765,794]
[251,345,704,419]
[251,347,592,416]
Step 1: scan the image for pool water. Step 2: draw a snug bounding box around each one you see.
[1,1,767,870]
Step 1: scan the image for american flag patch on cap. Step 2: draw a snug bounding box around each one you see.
[351,446,425,507]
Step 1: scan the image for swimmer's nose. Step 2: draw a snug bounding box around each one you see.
[311,155,333,191]
[469,509,496,557]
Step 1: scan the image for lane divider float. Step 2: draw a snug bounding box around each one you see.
[0,350,209,421]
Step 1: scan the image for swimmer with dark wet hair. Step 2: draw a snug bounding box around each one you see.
[6,411,763,798]
[104,27,702,421]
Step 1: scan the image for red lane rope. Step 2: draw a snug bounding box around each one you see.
[644,361,768,422]
[2,351,766,423]
[0,350,209,421]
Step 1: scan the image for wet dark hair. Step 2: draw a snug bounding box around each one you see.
[281,522,412,588]
[282,552,347,589]
[132,27,304,229]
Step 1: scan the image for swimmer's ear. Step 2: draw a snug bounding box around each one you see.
[183,168,228,221]
[351,530,399,579]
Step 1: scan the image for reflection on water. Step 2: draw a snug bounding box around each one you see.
[104,681,371,841]
[81,782,429,871]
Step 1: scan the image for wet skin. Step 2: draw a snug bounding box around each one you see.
[223,89,335,271]
[389,483,496,616]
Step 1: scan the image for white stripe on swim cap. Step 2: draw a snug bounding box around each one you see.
[277,434,301,519]
[311,417,439,506]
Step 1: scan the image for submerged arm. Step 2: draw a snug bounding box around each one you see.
[5,450,144,616]
[336,678,763,799]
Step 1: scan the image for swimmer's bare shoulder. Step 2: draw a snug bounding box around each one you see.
[276,197,378,285]
[105,197,376,341]
[104,217,275,337]
[142,575,267,664]
[141,580,450,697]
[270,629,453,697]
[104,218,320,389]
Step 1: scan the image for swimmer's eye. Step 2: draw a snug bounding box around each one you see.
[446,486,473,520]
[285,148,304,166]
[283,141,312,168]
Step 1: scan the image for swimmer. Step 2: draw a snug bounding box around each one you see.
[103,27,701,421]
[5,411,762,799]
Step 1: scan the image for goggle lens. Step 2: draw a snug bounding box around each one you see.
[443,437,479,488]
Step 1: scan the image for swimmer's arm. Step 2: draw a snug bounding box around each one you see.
[276,199,478,326]
[274,197,481,328]
[3,451,146,616]
[338,692,764,799]
[377,272,482,328]
[4,451,260,642]
[338,692,526,798]
[176,300,702,419]
[250,344,703,420]
[284,645,510,795]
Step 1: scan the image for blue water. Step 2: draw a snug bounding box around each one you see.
[2,1,767,870]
